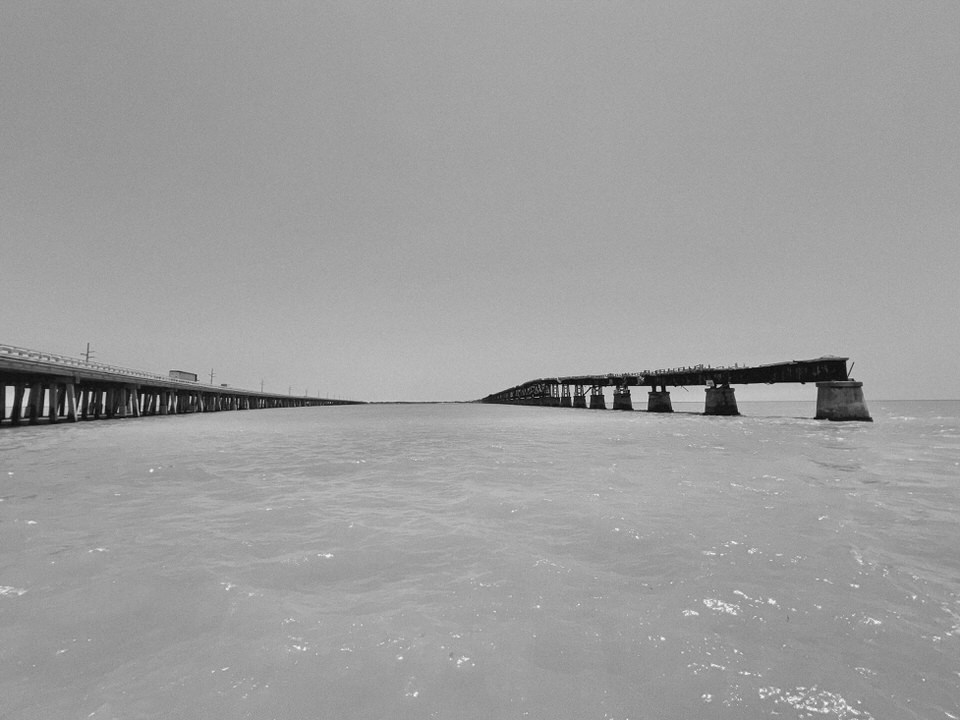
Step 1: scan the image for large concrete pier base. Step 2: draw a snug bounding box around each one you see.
[704,386,739,416]
[647,390,673,413]
[589,392,606,410]
[542,396,560,407]
[815,381,872,421]
[613,390,633,411]
[573,395,587,409]
[559,396,572,408]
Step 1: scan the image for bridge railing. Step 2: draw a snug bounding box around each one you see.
[1,344,218,389]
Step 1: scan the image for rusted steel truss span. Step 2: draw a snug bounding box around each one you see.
[481,356,850,404]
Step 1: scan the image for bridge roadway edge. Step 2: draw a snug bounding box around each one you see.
[0,344,362,427]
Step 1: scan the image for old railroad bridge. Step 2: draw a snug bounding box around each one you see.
[480,356,871,421]
[0,344,362,427]
[1,345,871,426]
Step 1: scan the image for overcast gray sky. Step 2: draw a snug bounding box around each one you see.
[2,2,958,401]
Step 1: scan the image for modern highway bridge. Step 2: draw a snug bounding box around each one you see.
[481,356,871,421]
[0,344,362,427]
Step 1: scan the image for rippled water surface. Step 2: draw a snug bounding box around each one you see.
[2,401,959,719]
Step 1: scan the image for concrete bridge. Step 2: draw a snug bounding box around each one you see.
[0,344,362,427]
[480,356,871,421]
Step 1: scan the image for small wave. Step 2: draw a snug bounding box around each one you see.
[0,585,27,597]
[703,597,740,616]
[758,685,874,719]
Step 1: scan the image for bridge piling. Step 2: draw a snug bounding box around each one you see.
[573,385,587,408]
[48,384,59,424]
[647,390,673,413]
[589,387,606,410]
[65,383,78,422]
[11,384,24,425]
[704,385,739,416]
[29,383,43,424]
[815,381,872,421]
[612,387,633,411]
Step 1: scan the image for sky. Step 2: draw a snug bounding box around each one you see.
[2,1,958,402]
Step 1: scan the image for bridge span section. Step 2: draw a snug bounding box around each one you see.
[0,344,363,427]
[480,356,871,421]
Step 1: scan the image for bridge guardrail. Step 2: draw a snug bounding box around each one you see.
[2,344,226,390]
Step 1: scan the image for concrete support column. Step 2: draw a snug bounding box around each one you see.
[47,384,59,423]
[542,384,560,406]
[589,389,606,410]
[613,388,633,411]
[11,384,25,425]
[114,388,127,418]
[65,384,78,422]
[815,381,872,421]
[28,383,43,424]
[704,385,739,416]
[647,390,673,413]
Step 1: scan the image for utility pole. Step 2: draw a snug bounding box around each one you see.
[82,343,95,363]
[209,369,215,384]
[260,379,264,393]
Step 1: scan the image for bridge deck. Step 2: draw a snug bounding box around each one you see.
[1,344,361,425]
[482,356,850,403]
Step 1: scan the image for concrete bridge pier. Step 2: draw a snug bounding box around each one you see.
[704,385,739,416]
[11,384,25,424]
[47,384,59,423]
[647,389,673,413]
[589,387,606,410]
[28,382,43,424]
[64,383,78,422]
[815,381,872,421]
[542,384,560,407]
[573,385,587,409]
[612,387,633,410]
[560,385,572,407]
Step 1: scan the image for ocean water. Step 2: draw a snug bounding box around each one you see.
[1,401,958,720]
